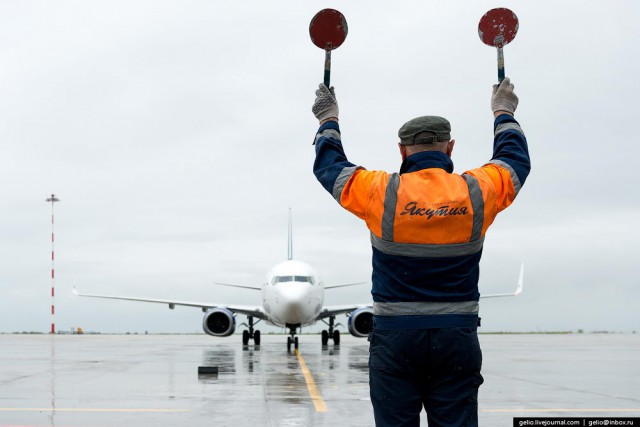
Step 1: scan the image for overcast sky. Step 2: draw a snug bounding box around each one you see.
[1,1,638,334]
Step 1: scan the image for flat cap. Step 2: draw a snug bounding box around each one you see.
[398,116,451,146]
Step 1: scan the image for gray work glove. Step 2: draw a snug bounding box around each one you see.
[312,84,339,123]
[491,77,518,115]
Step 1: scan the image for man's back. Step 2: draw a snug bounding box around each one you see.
[313,112,529,311]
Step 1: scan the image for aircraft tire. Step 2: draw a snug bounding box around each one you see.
[254,330,261,345]
[321,330,329,345]
[333,330,340,346]
[294,336,299,349]
[242,330,250,345]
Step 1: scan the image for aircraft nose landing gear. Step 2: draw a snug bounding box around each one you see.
[287,336,299,352]
[286,324,300,352]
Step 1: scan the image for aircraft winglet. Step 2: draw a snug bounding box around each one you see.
[481,262,524,298]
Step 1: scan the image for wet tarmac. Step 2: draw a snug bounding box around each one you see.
[0,333,639,426]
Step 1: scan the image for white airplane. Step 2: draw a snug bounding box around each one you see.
[74,210,524,351]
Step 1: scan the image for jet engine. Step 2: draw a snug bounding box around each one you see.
[202,308,236,337]
[347,307,374,338]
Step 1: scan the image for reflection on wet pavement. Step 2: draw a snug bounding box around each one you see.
[2,334,639,426]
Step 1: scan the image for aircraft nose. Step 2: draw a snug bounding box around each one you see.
[280,283,308,302]
[273,282,314,325]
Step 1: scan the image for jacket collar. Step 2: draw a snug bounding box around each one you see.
[399,151,454,174]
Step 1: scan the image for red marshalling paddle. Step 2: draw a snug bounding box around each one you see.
[478,8,519,83]
[309,9,348,88]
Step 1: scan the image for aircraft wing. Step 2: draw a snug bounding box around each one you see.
[213,282,262,291]
[324,281,368,289]
[72,288,267,319]
[315,304,371,320]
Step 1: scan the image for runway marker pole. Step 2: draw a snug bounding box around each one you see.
[46,194,60,334]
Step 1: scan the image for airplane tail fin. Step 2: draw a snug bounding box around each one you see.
[288,208,293,261]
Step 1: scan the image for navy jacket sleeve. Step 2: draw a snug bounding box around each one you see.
[491,113,531,188]
[313,120,358,196]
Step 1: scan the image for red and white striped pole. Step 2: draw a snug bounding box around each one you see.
[46,194,60,334]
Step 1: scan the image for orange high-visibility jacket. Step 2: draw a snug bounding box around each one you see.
[313,114,530,329]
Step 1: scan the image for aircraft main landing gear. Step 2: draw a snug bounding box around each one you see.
[241,316,261,346]
[321,316,341,346]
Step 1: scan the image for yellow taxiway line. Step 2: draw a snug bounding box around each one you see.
[295,349,328,413]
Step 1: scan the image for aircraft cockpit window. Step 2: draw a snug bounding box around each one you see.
[274,276,315,284]
[294,276,315,285]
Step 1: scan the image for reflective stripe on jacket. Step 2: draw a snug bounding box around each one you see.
[313,114,530,328]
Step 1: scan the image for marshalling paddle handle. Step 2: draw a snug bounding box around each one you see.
[497,47,505,83]
[312,48,333,145]
[324,48,332,87]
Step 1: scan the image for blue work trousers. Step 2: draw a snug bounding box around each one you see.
[369,327,484,427]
